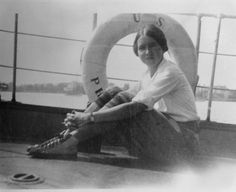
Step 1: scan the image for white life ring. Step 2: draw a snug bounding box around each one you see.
[82,13,198,102]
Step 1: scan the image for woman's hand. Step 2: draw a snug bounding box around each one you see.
[63,110,90,128]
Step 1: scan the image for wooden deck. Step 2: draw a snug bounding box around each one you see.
[1,142,236,190]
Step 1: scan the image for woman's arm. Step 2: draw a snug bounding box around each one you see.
[92,101,147,122]
[65,101,147,127]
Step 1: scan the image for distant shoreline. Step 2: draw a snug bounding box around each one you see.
[2,90,236,102]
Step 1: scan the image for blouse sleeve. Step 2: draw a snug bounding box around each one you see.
[132,69,179,109]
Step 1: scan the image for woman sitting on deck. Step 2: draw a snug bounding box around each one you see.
[28,24,200,162]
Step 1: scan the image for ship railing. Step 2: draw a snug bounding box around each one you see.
[1,13,236,121]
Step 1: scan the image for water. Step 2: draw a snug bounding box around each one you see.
[1,92,235,124]
[0,92,88,110]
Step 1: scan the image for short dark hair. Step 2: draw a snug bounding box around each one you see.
[133,24,168,56]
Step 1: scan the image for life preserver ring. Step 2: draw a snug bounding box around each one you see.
[82,13,198,102]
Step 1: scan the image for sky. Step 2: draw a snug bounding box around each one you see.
[1,0,236,88]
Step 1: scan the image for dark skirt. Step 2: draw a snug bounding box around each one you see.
[116,110,200,163]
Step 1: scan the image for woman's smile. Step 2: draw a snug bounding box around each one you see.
[145,55,154,60]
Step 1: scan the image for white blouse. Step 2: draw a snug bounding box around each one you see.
[132,58,199,122]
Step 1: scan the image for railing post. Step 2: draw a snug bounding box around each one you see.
[206,14,222,121]
[92,13,97,31]
[195,14,202,60]
[12,13,18,103]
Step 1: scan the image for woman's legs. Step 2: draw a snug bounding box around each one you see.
[93,86,123,109]
[71,109,198,162]
[72,121,119,142]
[76,86,198,160]
[29,109,198,161]
[29,87,198,161]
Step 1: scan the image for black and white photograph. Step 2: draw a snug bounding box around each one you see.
[1,0,236,191]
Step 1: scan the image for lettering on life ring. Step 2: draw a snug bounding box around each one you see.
[133,13,141,22]
[90,77,103,97]
[156,17,164,28]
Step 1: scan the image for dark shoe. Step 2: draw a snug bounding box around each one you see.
[27,129,70,153]
[27,134,77,159]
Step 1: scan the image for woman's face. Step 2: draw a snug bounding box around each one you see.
[137,35,164,68]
